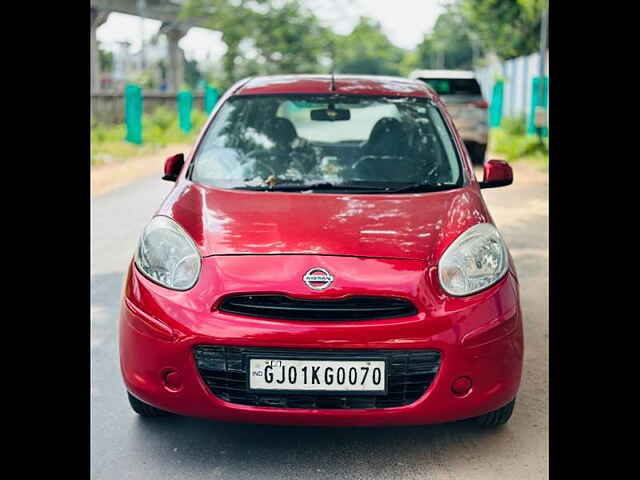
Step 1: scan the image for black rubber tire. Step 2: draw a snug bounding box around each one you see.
[127,392,172,417]
[474,143,487,165]
[474,399,516,427]
[467,142,487,165]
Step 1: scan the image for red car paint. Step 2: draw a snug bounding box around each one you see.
[119,75,523,426]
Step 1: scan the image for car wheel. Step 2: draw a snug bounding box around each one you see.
[474,399,515,427]
[127,392,172,417]
[466,142,486,165]
[474,143,487,165]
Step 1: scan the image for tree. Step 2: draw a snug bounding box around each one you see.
[414,5,476,70]
[180,0,265,85]
[179,0,547,86]
[459,0,548,60]
[333,17,408,76]
[180,0,331,86]
[241,1,332,76]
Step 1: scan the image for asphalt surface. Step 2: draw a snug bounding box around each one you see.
[90,165,548,480]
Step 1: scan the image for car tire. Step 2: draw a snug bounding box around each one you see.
[127,392,172,417]
[467,142,486,165]
[474,399,516,427]
[474,143,487,165]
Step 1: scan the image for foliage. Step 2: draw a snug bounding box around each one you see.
[179,0,547,83]
[458,0,547,60]
[184,58,203,90]
[181,1,416,82]
[98,47,113,72]
[414,4,476,70]
[500,115,527,136]
[246,1,332,76]
[131,70,158,90]
[180,0,331,86]
[489,116,548,167]
[333,17,408,76]
[91,107,209,167]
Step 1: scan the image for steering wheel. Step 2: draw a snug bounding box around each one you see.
[244,150,289,177]
[351,155,414,182]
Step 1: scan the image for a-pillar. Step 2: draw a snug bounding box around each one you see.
[160,22,190,93]
[91,7,109,92]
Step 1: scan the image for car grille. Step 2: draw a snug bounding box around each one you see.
[193,346,441,409]
[217,295,417,321]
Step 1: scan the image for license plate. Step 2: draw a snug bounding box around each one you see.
[249,358,386,393]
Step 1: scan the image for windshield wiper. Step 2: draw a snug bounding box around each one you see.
[232,182,459,193]
[381,183,459,194]
[233,182,390,192]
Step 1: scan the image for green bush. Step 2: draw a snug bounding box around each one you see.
[489,119,548,168]
[91,123,126,144]
[500,115,527,136]
[147,106,175,131]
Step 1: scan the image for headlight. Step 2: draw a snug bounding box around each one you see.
[134,216,201,290]
[438,223,508,296]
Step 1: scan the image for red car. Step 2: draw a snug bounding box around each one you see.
[120,74,523,428]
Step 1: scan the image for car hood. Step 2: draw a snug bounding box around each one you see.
[160,182,492,263]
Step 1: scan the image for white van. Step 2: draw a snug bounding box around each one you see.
[409,70,488,164]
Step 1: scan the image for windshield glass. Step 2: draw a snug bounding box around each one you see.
[190,94,462,192]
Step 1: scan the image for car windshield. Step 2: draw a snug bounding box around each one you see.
[189,94,463,193]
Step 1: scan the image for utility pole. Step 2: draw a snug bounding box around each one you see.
[535,6,548,143]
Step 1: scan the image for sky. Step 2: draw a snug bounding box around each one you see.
[97,0,447,63]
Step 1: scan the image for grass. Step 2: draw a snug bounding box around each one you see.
[489,116,549,170]
[91,107,208,167]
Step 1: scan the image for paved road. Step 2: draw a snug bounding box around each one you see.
[91,165,548,480]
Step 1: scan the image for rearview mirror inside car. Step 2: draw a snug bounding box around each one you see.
[310,107,351,121]
[479,159,513,189]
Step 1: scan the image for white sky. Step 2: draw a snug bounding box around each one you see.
[97,0,447,63]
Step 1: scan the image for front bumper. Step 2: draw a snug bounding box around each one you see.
[120,255,523,426]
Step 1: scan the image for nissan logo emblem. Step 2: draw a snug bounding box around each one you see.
[303,267,334,290]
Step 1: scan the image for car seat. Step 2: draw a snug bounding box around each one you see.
[354,117,417,182]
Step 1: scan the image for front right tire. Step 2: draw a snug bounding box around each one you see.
[474,398,516,427]
[466,142,487,165]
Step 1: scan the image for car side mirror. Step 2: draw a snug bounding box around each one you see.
[162,153,184,182]
[479,159,513,189]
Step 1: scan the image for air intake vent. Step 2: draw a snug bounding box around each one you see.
[194,346,441,409]
[218,295,417,321]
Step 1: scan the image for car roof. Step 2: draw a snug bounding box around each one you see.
[234,74,438,99]
[409,70,476,80]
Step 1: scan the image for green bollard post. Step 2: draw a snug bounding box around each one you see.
[527,76,549,137]
[488,80,504,129]
[177,90,193,133]
[124,84,143,144]
[203,86,220,114]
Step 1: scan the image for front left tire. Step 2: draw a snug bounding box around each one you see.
[127,392,172,417]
